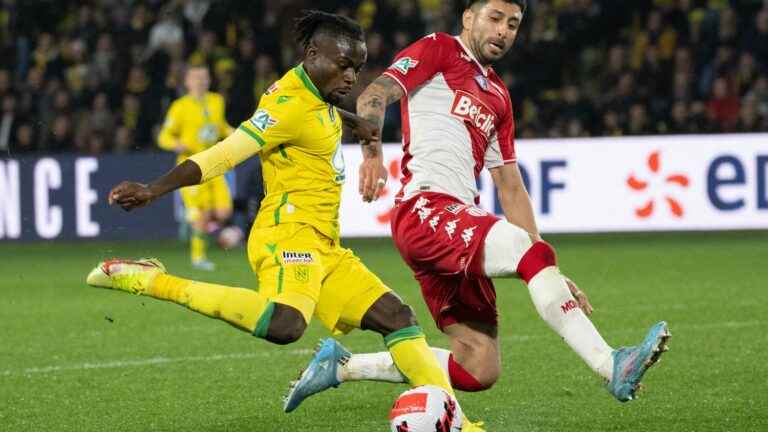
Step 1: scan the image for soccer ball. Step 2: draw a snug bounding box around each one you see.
[217,225,244,250]
[389,385,463,432]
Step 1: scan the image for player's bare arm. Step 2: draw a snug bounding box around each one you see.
[488,162,539,240]
[489,162,592,313]
[356,75,405,202]
[109,159,202,211]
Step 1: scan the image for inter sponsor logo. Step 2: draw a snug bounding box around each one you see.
[450,90,496,138]
[281,251,314,264]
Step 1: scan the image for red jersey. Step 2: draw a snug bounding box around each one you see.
[383,32,516,205]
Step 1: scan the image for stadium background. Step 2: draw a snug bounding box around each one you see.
[1,1,767,431]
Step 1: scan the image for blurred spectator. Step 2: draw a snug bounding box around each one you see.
[627,104,654,135]
[11,122,36,154]
[743,9,768,66]
[708,77,740,131]
[668,101,693,134]
[0,93,19,152]
[45,115,73,152]
[113,125,134,153]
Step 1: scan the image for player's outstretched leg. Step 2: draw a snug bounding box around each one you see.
[283,338,351,413]
[483,220,671,401]
[284,293,485,431]
[86,258,309,344]
[284,293,453,411]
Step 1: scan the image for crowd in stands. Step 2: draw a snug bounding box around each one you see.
[0,0,766,155]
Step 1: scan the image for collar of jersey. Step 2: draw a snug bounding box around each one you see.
[453,35,491,77]
[293,63,324,102]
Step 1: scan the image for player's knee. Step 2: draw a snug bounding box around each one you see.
[471,364,500,390]
[265,305,307,345]
[361,293,418,336]
[516,241,557,283]
[389,302,418,333]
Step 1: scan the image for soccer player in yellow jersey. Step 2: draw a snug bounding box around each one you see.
[158,64,234,270]
[85,10,482,431]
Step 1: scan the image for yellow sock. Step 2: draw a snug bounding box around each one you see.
[191,230,207,262]
[384,326,455,397]
[150,274,272,334]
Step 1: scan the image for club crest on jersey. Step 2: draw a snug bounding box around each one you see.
[391,57,419,74]
[474,74,489,91]
[450,90,496,138]
[281,251,314,264]
[250,109,277,132]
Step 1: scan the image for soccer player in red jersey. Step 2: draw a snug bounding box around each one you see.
[296,0,670,406]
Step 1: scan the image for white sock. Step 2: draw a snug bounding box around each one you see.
[528,266,614,380]
[337,348,452,383]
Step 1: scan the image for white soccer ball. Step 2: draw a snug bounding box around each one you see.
[389,385,463,432]
[217,225,244,250]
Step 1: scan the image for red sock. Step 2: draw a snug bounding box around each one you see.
[447,354,488,392]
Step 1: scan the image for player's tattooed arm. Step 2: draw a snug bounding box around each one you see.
[356,75,404,202]
[356,75,405,159]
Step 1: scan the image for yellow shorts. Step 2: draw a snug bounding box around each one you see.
[179,175,232,223]
[248,222,391,335]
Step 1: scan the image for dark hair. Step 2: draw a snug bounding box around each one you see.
[294,9,365,51]
[464,0,527,14]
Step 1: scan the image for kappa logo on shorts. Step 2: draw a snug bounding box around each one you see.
[281,251,314,264]
[461,226,477,247]
[444,219,460,239]
[428,215,441,232]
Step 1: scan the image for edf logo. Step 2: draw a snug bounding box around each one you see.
[493,160,568,216]
[707,155,768,211]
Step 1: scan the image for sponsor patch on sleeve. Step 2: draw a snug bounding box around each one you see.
[249,109,278,132]
[390,57,419,74]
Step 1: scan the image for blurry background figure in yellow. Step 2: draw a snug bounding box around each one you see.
[158,64,234,270]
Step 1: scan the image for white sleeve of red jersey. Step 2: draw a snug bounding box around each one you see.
[485,106,516,168]
[383,33,449,95]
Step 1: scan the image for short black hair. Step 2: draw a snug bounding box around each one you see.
[294,9,365,51]
[464,0,527,14]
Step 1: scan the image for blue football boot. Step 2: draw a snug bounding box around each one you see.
[607,321,671,402]
[284,338,351,413]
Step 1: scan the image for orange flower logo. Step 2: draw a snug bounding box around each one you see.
[627,151,690,218]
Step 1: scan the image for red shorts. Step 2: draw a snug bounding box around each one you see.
[391,192,501,330]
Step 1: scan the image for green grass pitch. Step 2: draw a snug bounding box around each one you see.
[1,232,767,431]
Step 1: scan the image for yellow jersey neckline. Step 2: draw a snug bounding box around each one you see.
[293,64,324,102]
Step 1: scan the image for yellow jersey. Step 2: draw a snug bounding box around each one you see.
[158,92,233,164]
[237,64,345,242]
